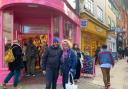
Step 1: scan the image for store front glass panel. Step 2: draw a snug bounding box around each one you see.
[63,19,76,43]
[3,12,12,67]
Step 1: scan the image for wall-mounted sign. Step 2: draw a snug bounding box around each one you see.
[80,20,88,28]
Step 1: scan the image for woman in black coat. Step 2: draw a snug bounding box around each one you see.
[73,43,82,82]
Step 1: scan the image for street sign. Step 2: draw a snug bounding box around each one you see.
[109,27,122,32]
[80,20,88,28]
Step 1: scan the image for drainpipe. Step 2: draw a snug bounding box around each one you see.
[76,0,80,15]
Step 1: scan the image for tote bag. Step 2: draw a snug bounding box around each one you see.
[66,72,78,89]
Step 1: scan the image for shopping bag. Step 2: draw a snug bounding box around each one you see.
[57,75,62,85]
[66,72,78,89]
[66,83,78,89]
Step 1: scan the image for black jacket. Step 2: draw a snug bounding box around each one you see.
[42,46,63,70]
[8,44,23,71]
[125,47,128,56]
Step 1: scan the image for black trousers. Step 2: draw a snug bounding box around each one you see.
[74,59,81,79]
[45,67,59,89]
[23,61,27,73]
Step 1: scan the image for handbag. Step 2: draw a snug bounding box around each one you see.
[66,72,78,89]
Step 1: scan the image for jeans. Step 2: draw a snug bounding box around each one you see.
[45,67,59,89]
[101,68,110,86]
[4,70,20,87]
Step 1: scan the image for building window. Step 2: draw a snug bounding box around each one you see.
[111,21,115,27]
[108,17,111,27]
[84,0,94,14]
[67,0,76,9]
[108,1,112,9]
[97,6,103,21]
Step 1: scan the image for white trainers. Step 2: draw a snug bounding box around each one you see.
[1,83,7,89]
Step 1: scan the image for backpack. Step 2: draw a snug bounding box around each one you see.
[4,48,15,63]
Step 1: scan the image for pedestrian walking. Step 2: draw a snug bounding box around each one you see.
[22,43,27,75]
[26,39,38,77]
[41,37,63,89]
[72,43,82,82]
[95,47,101,64]
[2,40,23,89]
[61,39,77,89]
[124,46,128,61]
[98,45,114,88]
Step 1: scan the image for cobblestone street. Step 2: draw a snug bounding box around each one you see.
[0,60,128,89]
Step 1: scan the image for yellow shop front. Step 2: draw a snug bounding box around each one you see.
[81,19,108,56]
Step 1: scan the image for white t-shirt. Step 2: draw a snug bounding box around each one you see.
[100,63,112,68]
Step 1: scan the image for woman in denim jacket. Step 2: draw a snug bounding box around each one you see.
[61,39,77,89]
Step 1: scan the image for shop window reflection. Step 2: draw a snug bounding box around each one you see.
[63,19,76,43]
[3,12,12,67]
[53,17,59,38]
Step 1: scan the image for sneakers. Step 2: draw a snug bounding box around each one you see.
[25,74,30,77]
[32,74,36,77]
[1,83,7,89]
[107,82,111,86]
[13,86,22,89]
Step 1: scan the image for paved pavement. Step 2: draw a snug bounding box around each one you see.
[0,60,128,89]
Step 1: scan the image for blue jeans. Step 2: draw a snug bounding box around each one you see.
[4,70,20,87]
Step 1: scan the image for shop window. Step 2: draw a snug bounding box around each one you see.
[53,17,59,38]
[63,20,76,43]
[3,12,12,67]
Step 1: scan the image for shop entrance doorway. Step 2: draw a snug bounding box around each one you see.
[19,25,50,75]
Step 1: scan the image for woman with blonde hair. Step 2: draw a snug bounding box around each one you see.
[60,39,77,89]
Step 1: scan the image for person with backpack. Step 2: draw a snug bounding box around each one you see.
[2,40,23,89]
[26,39,38,77]
[98,45,115,88]
[42,37,63,89]
[61,39,77,89]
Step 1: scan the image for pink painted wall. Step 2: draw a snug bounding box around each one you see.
[0,11,3,68]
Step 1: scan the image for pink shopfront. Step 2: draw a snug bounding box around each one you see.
[0,0,80,83]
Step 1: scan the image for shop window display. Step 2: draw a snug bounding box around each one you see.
[53,17,59,38]
[63,19,76,43]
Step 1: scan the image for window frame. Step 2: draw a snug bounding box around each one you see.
[97,6,103,21]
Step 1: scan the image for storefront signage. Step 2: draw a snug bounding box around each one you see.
[96,26,103,32]
[110,27,122,32]
[80,20,88,28]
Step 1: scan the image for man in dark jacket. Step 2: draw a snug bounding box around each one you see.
[42,37,63,89]
[26,39,38,77]
[2,40,23,89]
